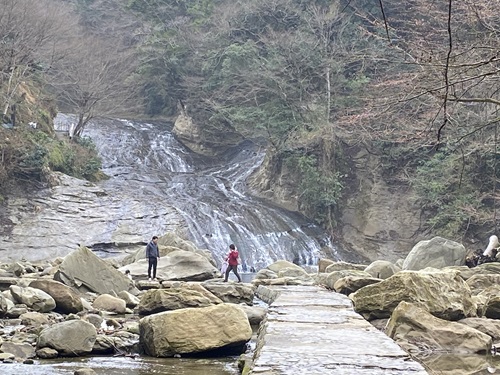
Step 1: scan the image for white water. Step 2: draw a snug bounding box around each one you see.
[79,116,353,268]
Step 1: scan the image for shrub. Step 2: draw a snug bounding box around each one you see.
[284,153,343,227]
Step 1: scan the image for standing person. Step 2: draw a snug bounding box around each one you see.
[224,244,242,282]
[146,236,160,281]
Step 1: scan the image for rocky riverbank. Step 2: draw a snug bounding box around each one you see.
[1,235,500,374]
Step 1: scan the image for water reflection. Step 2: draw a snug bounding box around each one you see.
[417,353,500,375]
[1,356,239,375]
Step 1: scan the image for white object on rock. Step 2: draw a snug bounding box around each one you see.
[483,235,499,257]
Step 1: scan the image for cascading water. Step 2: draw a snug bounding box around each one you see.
[80,115,350,268]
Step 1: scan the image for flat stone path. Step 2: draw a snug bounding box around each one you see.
[250,285,428,375]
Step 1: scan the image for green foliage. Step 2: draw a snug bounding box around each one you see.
[1,128,102,186]
[284,153,343,226]
[410,148,488,238]
[19,144,48,172]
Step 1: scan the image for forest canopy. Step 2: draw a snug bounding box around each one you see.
[1,0,499,240]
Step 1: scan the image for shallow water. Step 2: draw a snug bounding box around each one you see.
[1,356,240,375]
[417,353,500,375]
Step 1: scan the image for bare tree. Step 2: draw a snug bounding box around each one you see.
[345,0,500,144]
[47,35,139,137]
[0,0,76,122]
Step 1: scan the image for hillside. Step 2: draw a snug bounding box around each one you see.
[1,0,499,258]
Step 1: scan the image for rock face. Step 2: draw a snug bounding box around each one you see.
[350,270,476,320]
[37,320,97,356]
[387,301,491,354]
[0,172,186,262]
[29,279,83,314]
[402,237,467,270]
[172,110,243,157]
[248,144,435,263]
[139,303,252,357]
[56,247,138,295]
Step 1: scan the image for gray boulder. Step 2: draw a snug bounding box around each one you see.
[364,260,400,279]
[351,270,476,320]
[387,301,491,354]
[122,250,219,281]
[92,294,127,314]
[29,279,83,314]
[0,342,35,360]
[402,237,467,270]
[10,285,56,313]
[37,320,97,356]
[140,303,251,357]
[138,286,222,316]
[56,247,138,295]
[202,281,255,306]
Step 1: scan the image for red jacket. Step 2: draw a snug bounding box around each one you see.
[227,250,239,266]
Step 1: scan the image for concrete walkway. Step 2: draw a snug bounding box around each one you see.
[251,285,428,375]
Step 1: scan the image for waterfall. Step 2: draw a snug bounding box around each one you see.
[54,115,351,268]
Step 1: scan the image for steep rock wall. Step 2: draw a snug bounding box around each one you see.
[248,142,427,262]
[339,144,425,262]
[172,105,243,157]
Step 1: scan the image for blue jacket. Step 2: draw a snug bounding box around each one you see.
[146,241,159,258]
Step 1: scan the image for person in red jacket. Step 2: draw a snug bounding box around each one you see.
[224,243,242,282]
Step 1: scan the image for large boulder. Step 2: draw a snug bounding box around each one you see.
[20,311,50,326]
[475,285,500,317]
[387,301,491,354]
[122,250,219,281]
[470,263,500,275]
[333,276,382,295]
[324,270,372,290]
[350,270,476,320]
[402,237,467,270]
[253,269,278,281]
[277,267,311,280]
[318,258,335,273]
[29,279,83,314]
[92,294,127,314]
[137,286,222,316]
[266,260,304,274]
[202,281,255,305]
[0,342,36,360]
[364,260,400,279]
[56,247,138,295]
[9,285,56,313]
[37,320,97,356]
[140,303,252,357]
[117,290,140,308]
[123,233,216,266]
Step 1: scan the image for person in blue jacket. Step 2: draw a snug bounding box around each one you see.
[146,236,160,281]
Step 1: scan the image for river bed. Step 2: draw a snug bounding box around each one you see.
[1,356,240,375]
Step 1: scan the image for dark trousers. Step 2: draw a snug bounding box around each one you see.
[148,257,158,279]
[225,265,241,282]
